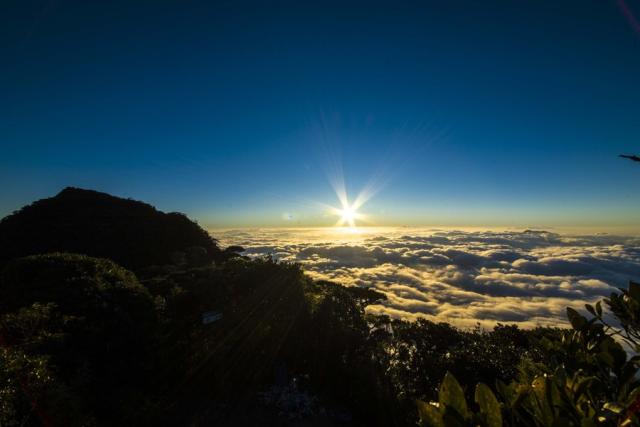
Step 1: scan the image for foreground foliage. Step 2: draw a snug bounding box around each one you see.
[0,187,226,270]
[0,252,560,426]
[417,282,640,427]
[1,253,637,426]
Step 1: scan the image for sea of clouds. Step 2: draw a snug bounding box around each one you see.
[214,228,640,329]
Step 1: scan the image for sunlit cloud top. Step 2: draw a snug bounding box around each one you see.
[216,227,640,329]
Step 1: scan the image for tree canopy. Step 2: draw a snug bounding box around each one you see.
[0,187,223,270]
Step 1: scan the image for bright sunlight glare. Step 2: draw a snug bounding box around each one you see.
[329,202,367,228]
[339,207,356,226]
[318,164,376,229]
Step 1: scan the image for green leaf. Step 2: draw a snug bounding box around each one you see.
[572,376,596,399]
[531,377,555,425]
[441,407,468,427]
[567,307,587,331]
[624,386,640,407]
[595,301,602,316]
[475,383,502,427]
[439,372,469,420]
[585,304,596,316]
[597,337,627,372]
[417,400,443,427]
[603,402,624,414]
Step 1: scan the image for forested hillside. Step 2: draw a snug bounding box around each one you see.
[0,188,225,270]
[0,190,638,426]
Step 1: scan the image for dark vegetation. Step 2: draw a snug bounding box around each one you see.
[0,189,638,426]
[0,188,227,270]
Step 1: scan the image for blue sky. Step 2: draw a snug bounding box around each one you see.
[2,0,640,228]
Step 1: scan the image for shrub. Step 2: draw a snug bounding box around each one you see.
[417,281,640,427]
[0,253,157,424]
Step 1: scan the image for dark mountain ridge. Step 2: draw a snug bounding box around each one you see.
[0,187,222,270]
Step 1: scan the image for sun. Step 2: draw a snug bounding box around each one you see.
[339,207,356,224]
[330,203,363,228]
[322,180,373,228]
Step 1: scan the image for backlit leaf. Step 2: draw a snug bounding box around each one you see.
[439,372,469,420]
[417,400,443,427]
[567,307,587,331]
[475,383,502,427]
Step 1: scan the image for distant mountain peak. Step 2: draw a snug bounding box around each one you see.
[0,188,222,270]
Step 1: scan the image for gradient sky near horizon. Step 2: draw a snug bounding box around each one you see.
[2,0,640,229]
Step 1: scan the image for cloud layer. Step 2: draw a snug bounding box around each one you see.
[214,228,640,329]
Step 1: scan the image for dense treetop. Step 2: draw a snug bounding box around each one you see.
[0,187,222,270]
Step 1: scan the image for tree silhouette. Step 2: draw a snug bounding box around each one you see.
[0,187,224,270]
[620,154,640,162]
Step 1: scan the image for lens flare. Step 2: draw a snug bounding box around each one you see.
[336,206,358,227]
[326,195,370,228]
[340,207,355,223]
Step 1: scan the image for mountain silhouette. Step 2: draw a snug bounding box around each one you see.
[0,187,222,270]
